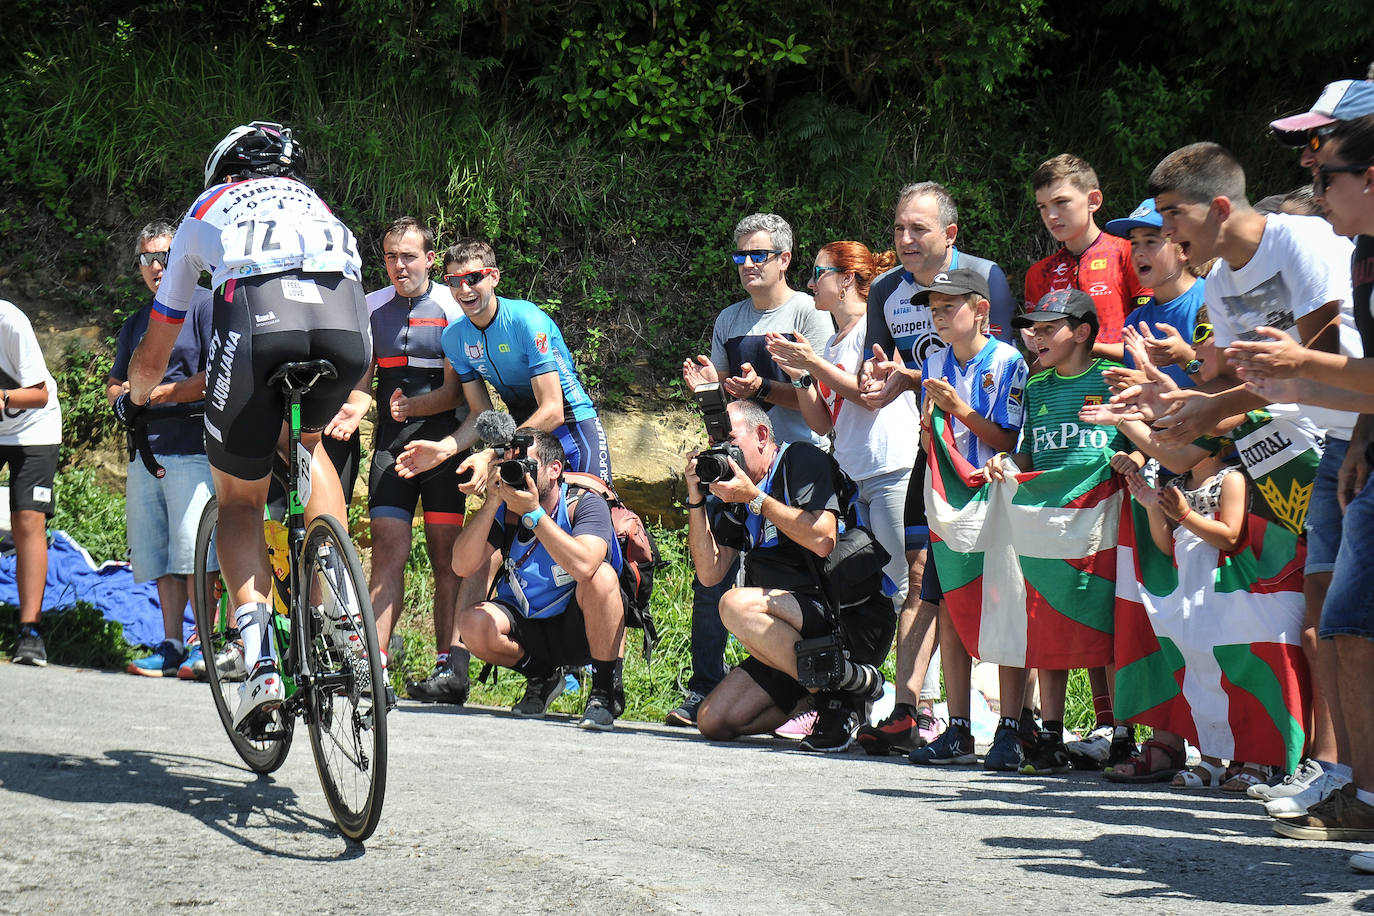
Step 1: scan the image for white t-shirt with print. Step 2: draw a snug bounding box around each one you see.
[822,317,920,480]
[1205,213,1359,441]
[0,300,61,446]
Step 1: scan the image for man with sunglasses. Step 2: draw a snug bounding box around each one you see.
[107,221,216,679]
[398,238,611,489]
[357,217,471,704]
[672,212,832,727]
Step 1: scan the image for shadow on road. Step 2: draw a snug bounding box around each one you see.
[858,775,1372,906]
[0,749,361,861]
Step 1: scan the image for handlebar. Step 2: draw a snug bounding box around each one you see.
[128,401,206,479]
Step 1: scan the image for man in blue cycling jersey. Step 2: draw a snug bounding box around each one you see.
[397,238,611,486]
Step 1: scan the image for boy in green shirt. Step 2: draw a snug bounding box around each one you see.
[986,288,1125,773]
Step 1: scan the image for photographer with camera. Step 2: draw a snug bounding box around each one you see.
[450,425,627,730]
[687,398,895,752]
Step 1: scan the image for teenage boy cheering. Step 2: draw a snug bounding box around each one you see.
[1148,142,1360,817]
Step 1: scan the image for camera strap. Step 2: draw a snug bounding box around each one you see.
[494,515,542,617]
[779,459,843,636]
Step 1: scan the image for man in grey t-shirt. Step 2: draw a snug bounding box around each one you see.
[669,212,833,726]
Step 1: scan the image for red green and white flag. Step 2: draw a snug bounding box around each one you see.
[924,408,1121,669]
[1113,500,1309,771]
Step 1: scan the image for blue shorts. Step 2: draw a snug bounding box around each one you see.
[1305,437,1346,575]
[556,416,612,484]
[126,453,217,581]
[1320,472,1374,640]
[919,554,944,603]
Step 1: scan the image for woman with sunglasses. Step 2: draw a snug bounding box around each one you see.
[766,242,933,746]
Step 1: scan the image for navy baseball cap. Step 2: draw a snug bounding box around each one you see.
[1013,288,1099,329]
[1105,198,1162,238]
[1270,79,1374,146]
[913,267,990,304]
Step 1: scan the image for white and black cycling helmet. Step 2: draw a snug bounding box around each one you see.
[203,121,306,189]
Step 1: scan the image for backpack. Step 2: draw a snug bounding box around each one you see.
[563,471,664,663]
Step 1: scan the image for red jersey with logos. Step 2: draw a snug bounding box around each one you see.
[1022,232,1150,345]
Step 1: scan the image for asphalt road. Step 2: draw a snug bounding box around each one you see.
[1,661,1370,914]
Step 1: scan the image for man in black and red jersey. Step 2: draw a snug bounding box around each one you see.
[359,217,471,704]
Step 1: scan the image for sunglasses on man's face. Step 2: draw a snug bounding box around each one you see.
[443,268,496,288]
[138,250,169,267]
[731,249,783,266]
[1192,322,1213,345]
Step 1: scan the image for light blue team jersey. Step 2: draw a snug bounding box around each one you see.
[442,296,598,425]
[1120,279,1206,388]
[921,337,1029,468]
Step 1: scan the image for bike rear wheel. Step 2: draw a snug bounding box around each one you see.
[299,513,387,841]
[193,497,293,774]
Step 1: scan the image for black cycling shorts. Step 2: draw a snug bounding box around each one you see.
[739,591,896,714]
[368,449,466,525]
[204,272,371,480]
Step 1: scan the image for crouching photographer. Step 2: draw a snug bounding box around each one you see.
[687,398,895,752]
[451,427,627,730]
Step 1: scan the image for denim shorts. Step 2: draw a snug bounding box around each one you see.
[1305,437,1346,575]
[126,453,216,581]
[1321,472,1374,640]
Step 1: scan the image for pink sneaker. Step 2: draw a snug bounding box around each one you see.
[917,705,945,746]
[773,709,818,740]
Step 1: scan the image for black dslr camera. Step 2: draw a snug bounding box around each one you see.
[691,382,744,484]
[498,432,538,487]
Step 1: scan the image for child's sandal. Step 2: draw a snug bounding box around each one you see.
[1170,760,1227,788]
[1221,764,1272,793]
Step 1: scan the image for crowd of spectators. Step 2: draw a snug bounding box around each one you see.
[9,73,1374,874]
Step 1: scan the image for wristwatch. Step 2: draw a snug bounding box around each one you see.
[1183,359,1203,376]
[521,506,547,529]
[747,492,766,515]
[791,372,813,389]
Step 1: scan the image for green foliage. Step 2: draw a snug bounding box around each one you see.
[0,601,134,668]
[50,467,128,563]
[53,344,118,464]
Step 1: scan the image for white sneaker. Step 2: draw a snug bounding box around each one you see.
[214,642,247,681]
[234,660,284,731]
[1265,770,1351,818]
[1065,724,1113,765]
[1250,757,1325,801]
[1350,851,1374,874]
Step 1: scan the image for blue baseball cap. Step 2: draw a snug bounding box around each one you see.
[1270,79,1374,146]
[1105,198,1162,238]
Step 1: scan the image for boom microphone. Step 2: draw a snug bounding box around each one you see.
[474,410,517,448]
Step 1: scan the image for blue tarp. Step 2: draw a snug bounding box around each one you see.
[0,530,191,648]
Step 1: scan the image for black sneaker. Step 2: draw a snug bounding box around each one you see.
[1106,727,1140,768]
[1020,729,1072,775]
[406,665,469,705]
[665,690,705,727]
[799,694,861,753]
[512,672,565,718]
[579,690,618,731]
[856,703,922,756]
[1018,707,1041,746]
[13,626,46,667]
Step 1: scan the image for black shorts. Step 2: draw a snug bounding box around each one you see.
[205,272,371,480]
[368,449,466,525]
[739,591,896,713]
[919,553,944,603]
[492,598,592,669]
[0,444,57,517]
[904,449,930,552]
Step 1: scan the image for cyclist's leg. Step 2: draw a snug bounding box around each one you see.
[210,466,275,665]
[555,415,612,483]
[366,451,421,650]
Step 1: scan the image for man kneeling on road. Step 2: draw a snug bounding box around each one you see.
[451,426,627,730]
[689,400,895,752]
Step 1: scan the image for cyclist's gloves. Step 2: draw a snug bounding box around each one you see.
[112,392,148,430]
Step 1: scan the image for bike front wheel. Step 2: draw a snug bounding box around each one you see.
[192,497,294,774]
[298,513,387,841]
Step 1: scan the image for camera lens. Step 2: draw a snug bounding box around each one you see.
[499,459,527,486]
[696,453,728,484]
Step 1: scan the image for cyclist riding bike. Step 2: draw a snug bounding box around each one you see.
[121,121,372,731]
